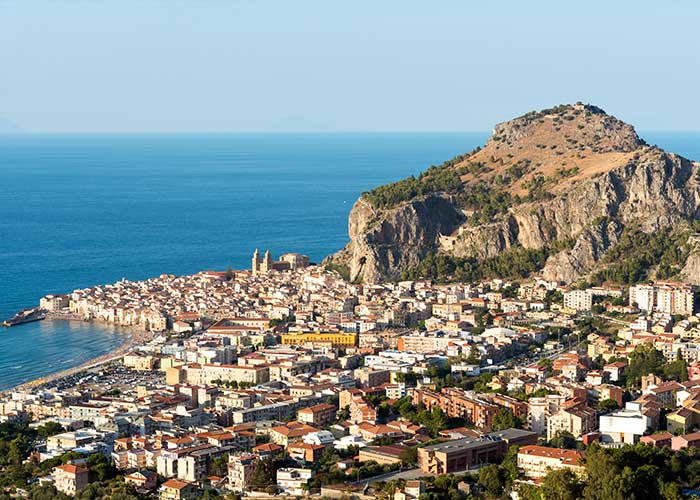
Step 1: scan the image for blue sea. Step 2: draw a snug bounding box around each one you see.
[0,131,698,390]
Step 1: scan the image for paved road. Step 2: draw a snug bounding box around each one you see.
[350,467,425,486]
[352,463,492,487]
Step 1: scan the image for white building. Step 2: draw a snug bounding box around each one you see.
[302,430,335,447]
[528,394,567,435]
[563,290,592,312]
[599,402,650,444]
[630,285,655,312]
[276,468,313,495]
[629,283,695,315]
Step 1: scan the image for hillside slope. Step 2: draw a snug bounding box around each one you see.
[326,103,700,284]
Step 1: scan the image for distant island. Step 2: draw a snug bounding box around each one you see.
[326,103,700,286]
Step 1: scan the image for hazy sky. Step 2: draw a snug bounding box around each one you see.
[1,1,699,132]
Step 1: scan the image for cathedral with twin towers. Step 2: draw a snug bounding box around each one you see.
[251,249,310,276]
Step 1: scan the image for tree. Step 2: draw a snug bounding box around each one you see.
[418,407,447,438]
[466,345,481,365]
[517,483,543,500]
[626,344,665,387]
[491,408,523,431]
[548,431,577,450]
[211,453,229,476]
[29,485,70,500]
[399,446,418,467]
[500,445,520,485]
[541,469,583,500]
[663,349,688,382]
[335,406,350,423]
[250,457,277,489]
[8,434,29,466]
[87,453,117,482]
[201,489,223,500]
[660,480,684,500]
[537,358,554,376]
[583,444,633,500]
[478,464,504,497]
[36,421,64,439]
[599,399,619,413]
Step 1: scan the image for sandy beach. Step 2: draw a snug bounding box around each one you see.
[2,322,153,395]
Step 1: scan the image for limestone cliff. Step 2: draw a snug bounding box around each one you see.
[326,103,700,283]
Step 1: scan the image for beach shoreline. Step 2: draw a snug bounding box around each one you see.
[1,319,153,395]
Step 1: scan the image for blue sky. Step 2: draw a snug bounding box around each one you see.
[1,1,699,132]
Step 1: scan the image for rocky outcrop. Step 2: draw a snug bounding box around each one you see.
[329,195,464,283]
[327,104,700,283]
[681,237,700,283]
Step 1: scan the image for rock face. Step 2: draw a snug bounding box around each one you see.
[331,195,465,283]
[326,104,700,283]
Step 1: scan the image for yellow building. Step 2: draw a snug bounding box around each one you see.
[281,331,357,347]
[123,353,157,371]
[158,478,198,500]
[165,367,186,386]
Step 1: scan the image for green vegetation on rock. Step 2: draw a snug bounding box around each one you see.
[591,225,691,284]
[400,245,548,282]
[362,154,472,208]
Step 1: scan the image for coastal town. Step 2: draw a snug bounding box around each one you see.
[1,249,700,499]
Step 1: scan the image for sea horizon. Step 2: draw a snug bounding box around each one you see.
[1,131,699,389]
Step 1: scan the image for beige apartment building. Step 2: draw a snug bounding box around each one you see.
[517,445,585,478]
[547,405,597,440]
[297,403,336,427]
[53,463,89,496]
[228,454,256,491]
[194,364,270,386]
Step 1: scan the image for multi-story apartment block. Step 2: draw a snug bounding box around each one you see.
[547,404,596,440]
[629,282,695,315]
[413,388,499,429]
[52,463,90,496]
[228,454,256,491]
[517,445,585,478]
[281,331,357,348]
[297,403,336,427]
[563,290,592,312]
[197,364,270,386]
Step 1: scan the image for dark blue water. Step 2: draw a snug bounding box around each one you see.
[0,133,483,389]
[0,131,698,389]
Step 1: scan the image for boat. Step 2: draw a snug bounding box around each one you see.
[1,308,47,327]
